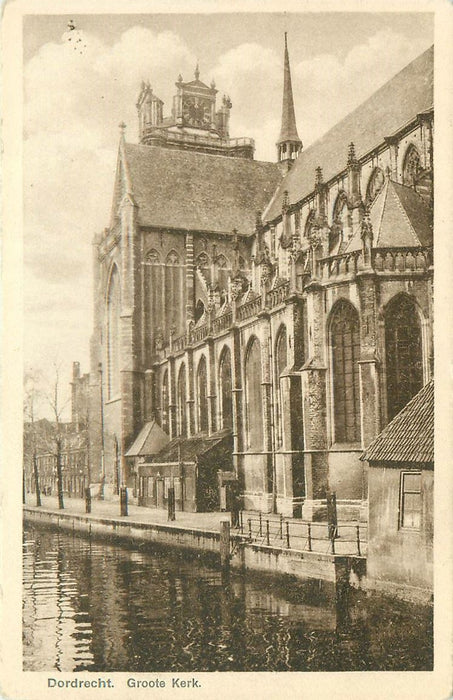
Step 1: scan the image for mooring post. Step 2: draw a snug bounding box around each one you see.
[356,524,361,556]
[167,487,176,521]
[120,486,128,517]
[327,491,338,541]
[85,486,92,514]
[220,519,231,569]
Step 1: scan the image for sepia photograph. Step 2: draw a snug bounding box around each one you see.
[2,1,453,698]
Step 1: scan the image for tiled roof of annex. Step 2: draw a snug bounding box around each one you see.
[362,380,434,465]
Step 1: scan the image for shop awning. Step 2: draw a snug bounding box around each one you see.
[125,420,170,458]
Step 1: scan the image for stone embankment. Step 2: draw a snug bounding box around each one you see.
[23,497,366,589]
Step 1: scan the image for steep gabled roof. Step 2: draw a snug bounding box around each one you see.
[115,143,282,235]
[362,380,433,465]
[125,420,170,458]
[345,178,433,252]
[264,46,433,222]
[149,430,232,464]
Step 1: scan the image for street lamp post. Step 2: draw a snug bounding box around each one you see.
[98,362,105,500]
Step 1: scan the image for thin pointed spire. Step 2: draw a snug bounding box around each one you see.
[195,62,200,80]
[277,33,301,149]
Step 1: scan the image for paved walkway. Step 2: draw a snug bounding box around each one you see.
[24,494,231,531]
[23,494,367,556]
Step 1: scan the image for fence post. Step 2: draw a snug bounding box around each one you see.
[167,487,176,521]
[330,531,336,554]
[356,524,361,556]
[286,522,290,548]
[240,510,243,534]
[266,520,270,546]
[85,486,92,514]
[327,491,338,540]
[259,511,262,537]
[279,514,283,539]
[248,518,252,541]
[307,523,312,551]
[231,492,240,528]
[120,486,128,517]
[220,519,230,569]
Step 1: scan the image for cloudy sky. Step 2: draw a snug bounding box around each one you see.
[23,11,433,416]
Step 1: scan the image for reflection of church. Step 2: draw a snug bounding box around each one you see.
[88,36,433,518]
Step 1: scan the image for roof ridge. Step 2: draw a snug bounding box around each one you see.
[264,45,433,221]
[362,380,433,463]
[374,177,390,245]
[124,141,278,168]
[388,180,422,246]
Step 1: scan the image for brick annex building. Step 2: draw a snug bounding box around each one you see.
[86,38,433,519]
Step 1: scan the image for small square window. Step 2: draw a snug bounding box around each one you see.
[400,471,422,530]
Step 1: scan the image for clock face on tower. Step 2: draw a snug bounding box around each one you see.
[182,97,211,128]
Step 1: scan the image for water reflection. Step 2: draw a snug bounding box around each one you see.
[23,524,432,672]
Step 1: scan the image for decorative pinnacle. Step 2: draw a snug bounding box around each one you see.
[315,166,323,185]
[211,78,216,89]
[348,142,357,165]
[361,204,373,240]
[119,121,126,136]
[195,62,200,80]
[282,190,290,212]
[277,33,301,147]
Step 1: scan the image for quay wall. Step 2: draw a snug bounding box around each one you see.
[23,507,365,587]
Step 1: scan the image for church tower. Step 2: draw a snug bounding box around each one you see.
[136,65,254,159]
[276,33,302,169]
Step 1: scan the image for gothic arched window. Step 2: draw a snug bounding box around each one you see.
[145,249,161,363]
[402,144,421,187]
[385,294,423,422]
[304,210,315,240]
[197,356,209,433]
[366,167,385,204]
[177,363,187,438]
[330,300,361,443]
[195,299,205,323]
[331,193,350,250]
[216,254,229,269]
[196,251,210,268]
[245,337,263,450]
[275,326,288,448]
[333,192,349,227]
[161,370,169,434]
[165,250,182,334]
[107,265,121,399]
[219,347,233,430]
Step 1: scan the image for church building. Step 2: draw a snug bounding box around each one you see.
[89,37,433,519]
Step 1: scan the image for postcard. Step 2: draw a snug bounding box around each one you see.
[2,0,452,698]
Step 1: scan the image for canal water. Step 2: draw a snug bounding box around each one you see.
[23,523,433,672]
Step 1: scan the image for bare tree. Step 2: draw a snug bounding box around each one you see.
[45,361,71,510]
[23,371,42,507]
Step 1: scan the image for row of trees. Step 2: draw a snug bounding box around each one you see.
[23,363,88,510]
